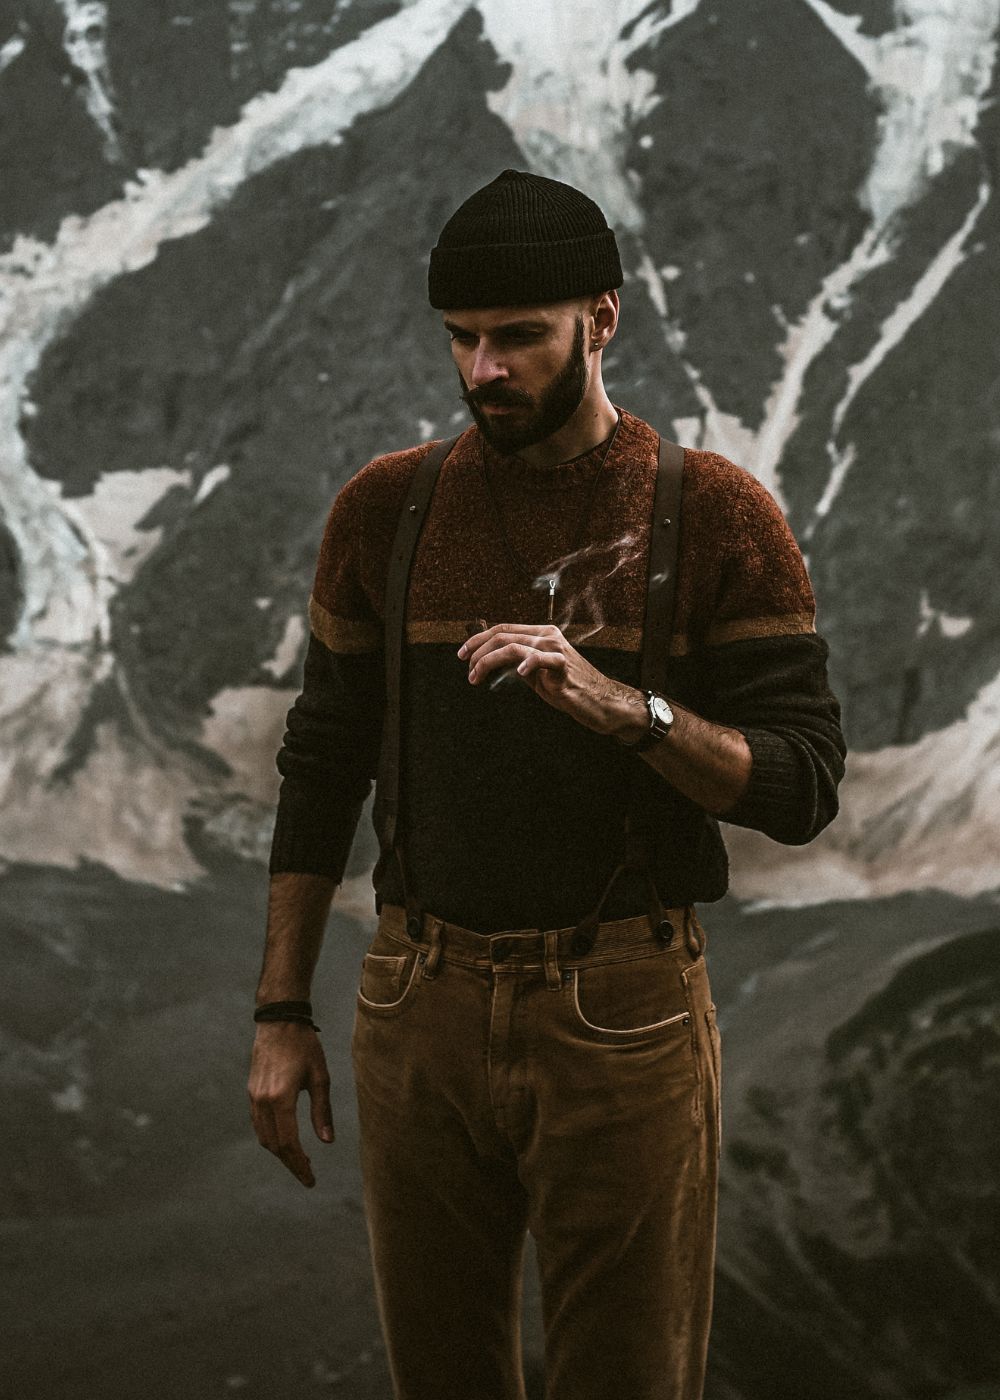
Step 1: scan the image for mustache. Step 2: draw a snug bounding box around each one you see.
[458,383,534,410]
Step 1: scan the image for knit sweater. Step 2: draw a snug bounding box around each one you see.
[268,408,845,932]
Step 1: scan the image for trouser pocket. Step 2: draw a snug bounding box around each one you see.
[355,926,423,1017]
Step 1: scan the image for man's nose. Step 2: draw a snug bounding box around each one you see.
[470,344,508,386]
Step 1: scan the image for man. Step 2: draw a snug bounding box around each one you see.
[248,169,845,1400]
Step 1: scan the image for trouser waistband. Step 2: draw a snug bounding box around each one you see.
[377,903,704,982]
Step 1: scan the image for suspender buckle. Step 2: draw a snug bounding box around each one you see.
[570,929,595,958]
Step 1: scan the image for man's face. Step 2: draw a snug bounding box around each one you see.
[444,302,589,454]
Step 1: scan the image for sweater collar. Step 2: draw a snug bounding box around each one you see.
[478,405,637,492]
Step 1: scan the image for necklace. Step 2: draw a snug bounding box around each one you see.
[479,412,622,621]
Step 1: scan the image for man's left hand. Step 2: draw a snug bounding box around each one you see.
[458,623,640,740]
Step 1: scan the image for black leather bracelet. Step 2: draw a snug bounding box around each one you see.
[254,1000,320,1032]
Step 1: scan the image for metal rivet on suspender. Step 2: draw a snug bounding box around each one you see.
[661,517,671,526]
[408,504,417,513]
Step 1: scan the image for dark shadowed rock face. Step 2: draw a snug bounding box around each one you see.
[0,516,21,648]
[708,901,1000,1400]
[785,49,1000,752]
[625,0,878,432]
[0,0,127,253]
[820,928,1000,1380]
[0,0,403,252]
[21,10,519,749]
[820,0,897,35]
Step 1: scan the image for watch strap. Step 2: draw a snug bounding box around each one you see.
[631,690,674,751]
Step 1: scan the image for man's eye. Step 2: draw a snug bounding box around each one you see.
[449,332,475,346]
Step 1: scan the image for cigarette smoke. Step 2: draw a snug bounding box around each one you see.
[487,530,642,690]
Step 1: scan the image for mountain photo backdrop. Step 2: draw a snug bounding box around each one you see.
[2,2,998,1397]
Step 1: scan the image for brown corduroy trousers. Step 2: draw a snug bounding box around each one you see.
[350,901,721,1400]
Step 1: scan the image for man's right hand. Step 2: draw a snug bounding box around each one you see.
[248,1021,335,1189]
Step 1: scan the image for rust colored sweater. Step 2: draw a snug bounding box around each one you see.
[269,409,845,932]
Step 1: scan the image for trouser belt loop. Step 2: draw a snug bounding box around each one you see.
[543,929,561,991]
[684,906,705,960]
[422,918,444,978]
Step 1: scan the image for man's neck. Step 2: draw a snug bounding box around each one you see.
[513,388,619,469]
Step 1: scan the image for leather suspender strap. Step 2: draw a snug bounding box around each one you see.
[373,436,460,907]
[641,436,685,693]
[569,434,686,956]
[627,430,685,866]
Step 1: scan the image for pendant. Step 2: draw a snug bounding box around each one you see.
[547,576,557,621]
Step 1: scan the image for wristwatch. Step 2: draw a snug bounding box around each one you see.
[625,690,675,752]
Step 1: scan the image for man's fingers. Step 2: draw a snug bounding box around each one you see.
[517,650,564,676]
[250,1083,315,1186]
[271,1101,315,1187]
[468,642,534,681]
[277,1144,315,1189]
[470,641,565,683]
[459,623,566,685]
[460,622,562,658]
[479,622,560,636]
[251,1096,278,1153]
[248,1031,329,1187]
[309,1071,336,1144]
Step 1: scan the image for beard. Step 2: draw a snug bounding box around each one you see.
[459,315,588,454]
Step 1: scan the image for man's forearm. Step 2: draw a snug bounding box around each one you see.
[255,872,339,1005]
[603,684,752,816]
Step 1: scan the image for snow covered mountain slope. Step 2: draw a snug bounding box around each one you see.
[2,0,996,898]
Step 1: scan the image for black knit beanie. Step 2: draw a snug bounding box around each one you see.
[428,168,623,309]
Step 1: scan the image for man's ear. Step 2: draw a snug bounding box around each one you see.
[591,290,620,343]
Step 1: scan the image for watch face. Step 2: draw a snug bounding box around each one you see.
[649,694,673,727]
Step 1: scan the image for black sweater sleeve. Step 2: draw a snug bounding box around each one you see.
[267,474,386,881]
[687,463,846,846]
[267,637,384,879]
[700,632,846,845]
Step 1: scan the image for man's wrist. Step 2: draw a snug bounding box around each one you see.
[254,1017,318,1032]
[602,683,650,745]
[254,999,321,1032]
